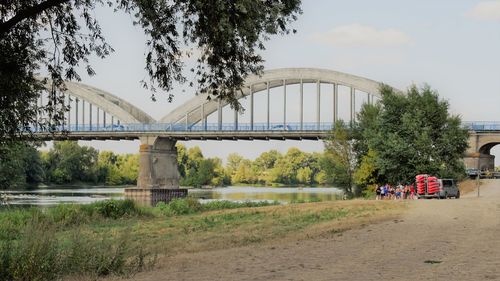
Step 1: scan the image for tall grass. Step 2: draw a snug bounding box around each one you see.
[155,198,279,216]
[0,200,154,281]
[0,198,281,280]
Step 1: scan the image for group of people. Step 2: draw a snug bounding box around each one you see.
[375,184,416,200]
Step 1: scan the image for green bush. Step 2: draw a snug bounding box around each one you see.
[47,204,92,227]
[0,222,61,281]
[164,198,202,215]
[91,199,145,219]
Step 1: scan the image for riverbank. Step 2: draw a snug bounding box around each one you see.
[120,180,500,281]
[0,198,405,280]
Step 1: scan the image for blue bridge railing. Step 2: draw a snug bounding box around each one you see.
[31,122,336,133]
[31,121,500,133]
[462,122,500,132]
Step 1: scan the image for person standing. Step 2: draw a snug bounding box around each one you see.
[376,185,382,200]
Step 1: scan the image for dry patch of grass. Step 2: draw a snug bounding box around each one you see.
[87,200,406,257]
[459,179,479,195]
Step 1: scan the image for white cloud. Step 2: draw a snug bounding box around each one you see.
[311,24,411,48]
[467,1,500,21]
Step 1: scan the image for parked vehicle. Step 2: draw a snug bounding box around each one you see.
[466,168,479,179]
[271,124,292,131]
[103,124,125,131]
[416,174,460,199]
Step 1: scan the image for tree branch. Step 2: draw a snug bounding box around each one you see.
[0,0,70,36]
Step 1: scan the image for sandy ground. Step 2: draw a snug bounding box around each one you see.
[125,180,500,281]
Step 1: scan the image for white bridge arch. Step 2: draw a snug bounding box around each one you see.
[38,80,155,131]
[160,68,394,130]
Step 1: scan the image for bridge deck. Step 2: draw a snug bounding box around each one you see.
[32,122,333,141]
[34,131,329,141]
[29,121,499,141]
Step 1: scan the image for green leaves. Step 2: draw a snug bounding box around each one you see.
[0,0,302,140]
[357,85,469,184]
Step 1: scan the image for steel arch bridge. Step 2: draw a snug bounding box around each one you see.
[28,67,495,199]
[35,68,391,141]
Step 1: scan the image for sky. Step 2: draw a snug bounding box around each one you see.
[46,0,500,162]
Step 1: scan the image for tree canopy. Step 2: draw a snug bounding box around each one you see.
[355,85,469,186]
[0,0,302,141]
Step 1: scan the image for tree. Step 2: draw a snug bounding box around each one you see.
[0,0,302,141]
[358,85,469,184]
[118,154,139,184]
[0,142,43,188]
[296,167,312,184]
[43,141,99,183]
[323,120,357,197]
[232,159,256,184]
[226,153,244,171]
[176,143,188,178]
[353,148,380,192]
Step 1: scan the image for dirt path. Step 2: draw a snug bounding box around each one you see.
[127,180,500,281]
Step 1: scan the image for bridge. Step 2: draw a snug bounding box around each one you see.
[32,68,497,203]
[463,122,500,171]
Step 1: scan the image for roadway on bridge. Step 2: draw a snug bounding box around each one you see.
[123,180,500,281]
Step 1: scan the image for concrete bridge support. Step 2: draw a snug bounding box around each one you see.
[463,152,495,171]
[125,137,187,206]
[137,137,179,188]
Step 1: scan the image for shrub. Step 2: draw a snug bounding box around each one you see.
[0,220,155,281]
[0,222,61,281]
[92,199,145,219]
[47,204,92,227]
[166,198,202,215]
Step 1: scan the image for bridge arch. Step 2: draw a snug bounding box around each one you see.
[159,68,397,127]
[40,80,155,128]
[465,133,500,171]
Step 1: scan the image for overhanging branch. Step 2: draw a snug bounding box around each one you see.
[0,0,69,36]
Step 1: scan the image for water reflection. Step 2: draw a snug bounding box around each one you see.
[0,186,341,207]
[1,187,124,206]
[188,186,341,203]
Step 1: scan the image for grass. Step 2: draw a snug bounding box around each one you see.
[459,179,479,195]
[0,198,405,280]
[90,199,405,256]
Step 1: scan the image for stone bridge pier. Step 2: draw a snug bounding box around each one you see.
[125,137,187,206]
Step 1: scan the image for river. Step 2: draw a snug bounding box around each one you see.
[0,186,342,207]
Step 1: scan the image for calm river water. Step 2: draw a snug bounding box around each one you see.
[0,186,342,207]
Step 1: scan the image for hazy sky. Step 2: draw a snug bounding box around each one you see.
[51,0,500,161]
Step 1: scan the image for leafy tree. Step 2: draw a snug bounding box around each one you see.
[176,143,189,178]
[353,148,380,190]
[314,170,328,185]
[0,142,43,188]
[254,150,282,170]
[358,85,469,184]
[232,159,256,184]
[43,141,99,183]
[118,154,139,184]
[323,120,357,197]
[0,0,302,140]
[226,153,244,171]
[296,167,313,184]
[97,151,123,185]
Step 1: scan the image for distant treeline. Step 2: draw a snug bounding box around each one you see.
[0,141,336,189]
[0,141,138,188]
